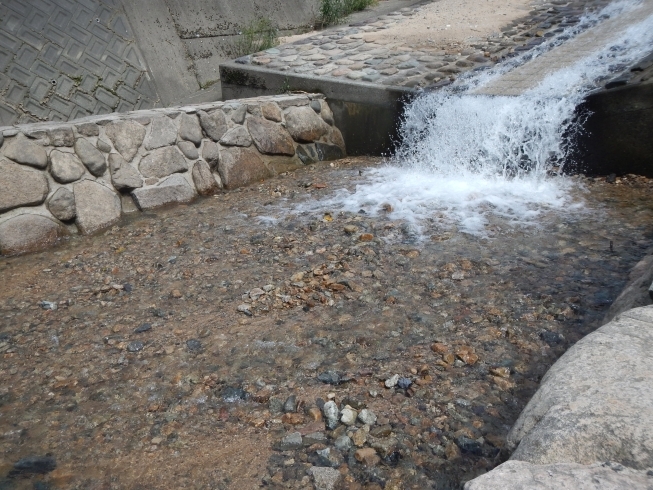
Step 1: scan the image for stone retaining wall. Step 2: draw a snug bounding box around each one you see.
[0,93,345,256]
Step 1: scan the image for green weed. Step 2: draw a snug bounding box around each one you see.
[318,0,376,27]
[231,18,280,57]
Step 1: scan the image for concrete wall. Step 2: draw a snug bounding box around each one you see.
[0,0,321,126]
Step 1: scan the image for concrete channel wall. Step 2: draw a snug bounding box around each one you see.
[0,93,345,256]
[0,0,321,126]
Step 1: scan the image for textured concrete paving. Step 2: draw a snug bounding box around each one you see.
[475,0,653,95]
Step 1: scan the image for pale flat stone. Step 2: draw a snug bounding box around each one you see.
[178,113,202,145]
[219,126,252,147]
[261,102,282,122]
[3,134,48,169]
[218,147,271,189]
[73,180,121,234]
[0,160,49,212]
[75,123,100,137]
[0,214,65,256]
[50,150,86,184]
[198,110,228,142]
[192,160,220,196]
[105,120,146,162]
[139,146,188,179]
[144,116,178,150]
[308,466,341,490]
[48,127,74,147]
[109,153,143,191]
[177,141,199,160]
[247,117,295,156]
[131,174,196,210]
[74,138,107,177]
[46,187,76,221]
[284,106,330,142]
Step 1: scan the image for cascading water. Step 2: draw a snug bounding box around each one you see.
[302,0,653,236]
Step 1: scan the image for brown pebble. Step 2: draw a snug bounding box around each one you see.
[359,233,374,242]
[281,413,305,425]
[354,447,380,466]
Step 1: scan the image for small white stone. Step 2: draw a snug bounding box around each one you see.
[385,374,400,388]
[358,408,377,426]
[340,406,358,426]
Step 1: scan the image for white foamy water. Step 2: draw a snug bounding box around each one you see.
[298,0,653,236]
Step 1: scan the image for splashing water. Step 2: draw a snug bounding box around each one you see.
[302,0,653,236]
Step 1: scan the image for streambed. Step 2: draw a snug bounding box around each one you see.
[1,157,652,489]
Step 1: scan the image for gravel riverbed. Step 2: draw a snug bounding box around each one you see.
[1,157,652,489]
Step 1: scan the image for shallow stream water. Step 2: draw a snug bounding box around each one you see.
[1,159,653,489]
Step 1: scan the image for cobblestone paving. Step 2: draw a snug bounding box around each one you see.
[0,0,159,126]
[235,0,612,91]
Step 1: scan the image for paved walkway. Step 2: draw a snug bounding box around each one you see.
[475,0,653,95]
[233,0,611,90]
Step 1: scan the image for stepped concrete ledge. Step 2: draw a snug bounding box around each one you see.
[464,304,653,488]
[220,0,613,154]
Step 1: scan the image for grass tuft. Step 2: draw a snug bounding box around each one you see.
[318,0,376,28]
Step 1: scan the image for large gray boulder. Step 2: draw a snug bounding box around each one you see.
[48,127,74,147]
[47,187,76,221]
[104,120,146,162]
[131,174,196,210]
[109,153,143,191]
[507,306,653,470]
[0,160,49,212]
[202,140,220,168]
[464,461,653,490]
[178,113,202,146]
[0,214,65,255]
[284,106,330,142]
[247,117,295,156]
[218,147,271,189]
[50,150,86,184]
[604,250,653,322]
[198,109,228,142]
[219,126,252,147]
[191,160,220,196]
[74,138,107,177]
[3,134,48,169]
[73,180,121,234]
[139,146,188,179]
[144,116,178,150]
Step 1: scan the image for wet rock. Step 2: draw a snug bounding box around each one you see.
[340,406,358,426]
[308,466,341,490]
[73,180,121,234]
[139,146,188,179]
[186,339,202,352]
[11,456,56,475]
[457,436,483,456]
[74,138,107,176]
[323,401,339,430]
[355,447,380,466]
[315,447,344,468]
[317,371,341,385]
[315,142,344,161]
[134,323,151,333]
[385,374,399,388]
[50,151,86,184]
[358,409,377,426]
[297,145,318,165]
[284,395,297,413]
[198,110,228,142]
[105,120,146,162]
[47,187,76,221]
[334,435,353,451]
[0,160,49,212]
[540,330,564,345]
[261,102,282,122]
[247,117,295,156]
[284,106,330,142]
[178,141,199,160]
[178,113,203,146]
[217,147,271,190]
[144,117,178,150]
[280,431,303,450]
[127,341,144,352]
[109,153,143,191]
[192,160,220,196]
[3,134,48,169]
[0,214,65,255]
[221,386,248,402]
[131,174,196,211]
[219,126,253,147]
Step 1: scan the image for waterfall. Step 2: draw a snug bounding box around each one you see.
[302,0,653,236]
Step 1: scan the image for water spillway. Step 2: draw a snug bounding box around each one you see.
[305,0,653,235]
